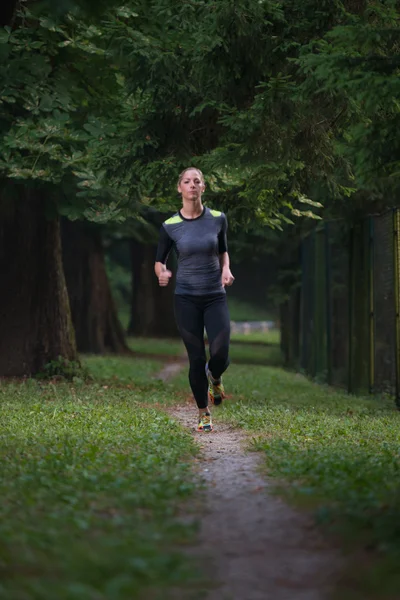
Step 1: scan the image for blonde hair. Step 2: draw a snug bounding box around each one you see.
[177,167,205,186]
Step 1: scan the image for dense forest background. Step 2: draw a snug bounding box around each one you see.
[1,0,399,375]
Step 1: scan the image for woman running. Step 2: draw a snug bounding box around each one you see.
[154,167,234,432]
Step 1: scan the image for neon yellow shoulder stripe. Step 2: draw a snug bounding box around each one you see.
[165,215,183,225]
[210,209,222,217]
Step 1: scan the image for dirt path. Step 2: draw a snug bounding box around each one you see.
[156,362,341,600]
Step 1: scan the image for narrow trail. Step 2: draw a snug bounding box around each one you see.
[155,361,341,600]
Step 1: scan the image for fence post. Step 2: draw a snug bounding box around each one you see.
[393,209,400,409]
[312,229,317,378]
[325,221,332,385]
[369,217,375,394]
[348,227,353,393]
[300,237,305,371]
[300,231,315,376]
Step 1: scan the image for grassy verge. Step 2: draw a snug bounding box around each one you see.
[213,363,400,599]
[128,337,184,358]
[83,355,164,384]
[228,342,282,366]
[0,356,200,600]
[230,329,280,345]
[227,297,274,322]
[124,336,283,368]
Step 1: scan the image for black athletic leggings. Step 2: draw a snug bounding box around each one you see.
[174,293,230,409]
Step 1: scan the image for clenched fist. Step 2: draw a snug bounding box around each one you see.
[158,268,172,287]
[222,267,235,287]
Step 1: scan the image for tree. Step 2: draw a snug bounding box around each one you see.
[0,3,131,374]
[62,220,129,354]
[0,185,76,375]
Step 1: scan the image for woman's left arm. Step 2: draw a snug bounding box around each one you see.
[219,252,230,270]
[218,214,234,287]
[220,252,235,287]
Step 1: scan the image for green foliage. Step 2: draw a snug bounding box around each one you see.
[2,0,399,231]
[0,5,135,222]
[93,0,332,226]
[298,2,400,202]
[0,360,199,599]
[36,355,89,381]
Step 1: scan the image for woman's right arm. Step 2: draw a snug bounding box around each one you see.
[154,261,172,286]
[154,227,173,286]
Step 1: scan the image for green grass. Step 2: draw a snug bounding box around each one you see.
[0,357,201,600]
[128,337,184,358]
[230,329,280,345]
[6,341,400,599]
[122,335,283,368]
[229,342,283,366]
[83,355,164,384]
[214,364,400,599]
[227,297,274,322]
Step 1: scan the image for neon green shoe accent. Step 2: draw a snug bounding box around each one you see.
[210,209,222,217]
[208,378,225,406]
[165,215,183,225]
[206,365,225,406]
[197,413,213,432]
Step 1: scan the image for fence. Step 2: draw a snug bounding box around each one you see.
[281,210,400,406]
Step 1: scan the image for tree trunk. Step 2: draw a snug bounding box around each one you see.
[128,240,179,337]
[62,219,129,354]
[0,189,77,376]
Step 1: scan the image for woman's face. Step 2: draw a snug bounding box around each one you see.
[178,170,205,202]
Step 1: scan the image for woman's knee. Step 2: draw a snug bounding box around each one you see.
[209,349,230,377]
[210,342,229,363]
[189,355,206,371]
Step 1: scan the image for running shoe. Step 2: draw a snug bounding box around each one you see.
[197,412,213,432]
[206,363,225,406]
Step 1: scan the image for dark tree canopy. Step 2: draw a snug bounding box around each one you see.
[0,0,399,372]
